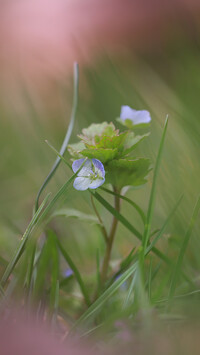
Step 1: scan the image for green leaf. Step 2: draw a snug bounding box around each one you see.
[81,148,118,163]
[67,141,86,159]
[106,158,151,190]
[78,122,117,144]
[92,132,127,150]
[51,208,99,224]
[121,132,150,157]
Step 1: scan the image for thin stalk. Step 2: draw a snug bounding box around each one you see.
[100,188,120,284]
[34,62,79,212]
[28,63,79,295]
[90,194,108,244]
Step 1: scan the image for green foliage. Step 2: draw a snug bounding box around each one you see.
[68,121,150,189]
[106,158,151,190]
[1,55,200,346]
[52,208,100,224]
[81,147,118,163]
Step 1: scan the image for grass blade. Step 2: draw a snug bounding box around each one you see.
[56,239,91,307]
[0,193,50,287]
[142,116,169,255]
[91,191,142,240]
[169,196,200,300]
[35,160,87,226]
[145,194,183,255]
[91,190,170,265]
[33,237,52,300]
[71,261,138,331]
[48,230,60,313]
[35,62,79,212]
[96,249,102,297]
[148,256,153,301]
[123,272,137,309]
[100,186,146,224]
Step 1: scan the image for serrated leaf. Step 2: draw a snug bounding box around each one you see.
[78,122,117,145]
[106,158,151,189]
[81,148,118,163]
[67,141,85,159]
[85,132,127,151]
[121,132,150,157]
[52,208,99,224]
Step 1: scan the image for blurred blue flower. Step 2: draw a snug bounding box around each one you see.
[64,269,73,278]
[115,274,127,291]
[120,105,151,125]
[72,158,105,191]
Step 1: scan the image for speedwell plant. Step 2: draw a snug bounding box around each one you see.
[3,64,198,337]
[67,106,151,286]
[68,109,151,193]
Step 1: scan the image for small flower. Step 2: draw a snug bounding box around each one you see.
[120,105,151,125]
[72,158,105,191]
[64,269,73,278]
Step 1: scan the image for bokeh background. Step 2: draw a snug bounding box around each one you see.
[0,0,200,277]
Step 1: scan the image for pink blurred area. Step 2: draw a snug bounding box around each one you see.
[0,0,200,104]
[0,309,92,355]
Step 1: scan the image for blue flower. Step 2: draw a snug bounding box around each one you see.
[120,105,151,125]
[72,158,105,191]
[64,269,73,278]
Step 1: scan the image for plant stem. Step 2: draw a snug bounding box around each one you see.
[91,194,108,244]
[100,188,120,285]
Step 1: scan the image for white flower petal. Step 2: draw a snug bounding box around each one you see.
[73,177,91,191]
[72,159,93,177]
[72,158,106,191]
[89,178,105,189]
[72,159,86,173]
[120,105,151,125]
[91,159,105,178]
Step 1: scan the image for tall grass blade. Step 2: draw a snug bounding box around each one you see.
[169,196,200,300]
[96,249,101,297]
[91,191,142,239]
[0,193,50,287]
[145,194,183,255]
[71,262,138,331]
[48,230,60,313]
[35,62,79,212]
[148,256,153,301]
[35,160,87,226]
[33,237,52,300]
[91,191,170,265]
[123,272,137,309]
[100,186,146,224]
[57,239,91,307]
[142,116,169,254]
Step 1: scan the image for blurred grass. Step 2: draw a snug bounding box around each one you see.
[0,39,200,327]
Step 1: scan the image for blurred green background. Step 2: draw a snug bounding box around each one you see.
[0,3,200,286]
